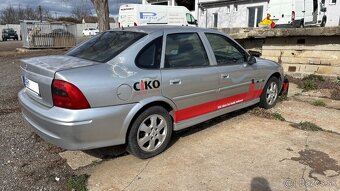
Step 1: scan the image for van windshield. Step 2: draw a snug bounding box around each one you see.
[67,31,146,63]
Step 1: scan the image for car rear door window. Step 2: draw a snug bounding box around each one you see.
[136,36,163,69]
[205,33,247,65]
[164,33,209,68]
[67,31,146,63]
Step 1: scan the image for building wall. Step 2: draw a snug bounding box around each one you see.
[325,0,340,26]
[198,1,268,28]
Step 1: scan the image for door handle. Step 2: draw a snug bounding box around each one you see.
[221,73,229,79]
[170,79,181,85]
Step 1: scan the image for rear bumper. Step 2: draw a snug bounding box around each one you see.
[18,89,135,150]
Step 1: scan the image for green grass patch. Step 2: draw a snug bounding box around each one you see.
[301,80,317,91]
[311,100,326,107]
[290,121,323,131]
[67,174,89,191]
[302,74,325,82]
[271,112,285,121]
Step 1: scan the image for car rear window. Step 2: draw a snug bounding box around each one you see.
[67,31,146,63]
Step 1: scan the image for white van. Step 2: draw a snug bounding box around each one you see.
[268,0,327,27]
[118,4,197,27]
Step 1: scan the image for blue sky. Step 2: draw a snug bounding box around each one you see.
[1,0,142,17]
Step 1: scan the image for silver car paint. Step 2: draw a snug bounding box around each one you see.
[19,26,284,150]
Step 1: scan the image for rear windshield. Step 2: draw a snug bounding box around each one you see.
[67,31,146,63]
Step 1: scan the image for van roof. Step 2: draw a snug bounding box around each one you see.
[110,26,219,34]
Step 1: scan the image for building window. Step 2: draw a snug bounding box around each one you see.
[248,6,263,27]
[213,13,218,28]
[330,0,336,4]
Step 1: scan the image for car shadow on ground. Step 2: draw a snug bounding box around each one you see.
[83,105,257,160]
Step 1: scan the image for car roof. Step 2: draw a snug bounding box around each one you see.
[110,26,221,35]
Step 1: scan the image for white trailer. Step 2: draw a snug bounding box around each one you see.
[268,0,327,27]
[118,4,197,27]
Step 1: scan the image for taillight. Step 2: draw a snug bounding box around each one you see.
[134,22,137,26]
[52,80,90,109]
[291,11,295,21]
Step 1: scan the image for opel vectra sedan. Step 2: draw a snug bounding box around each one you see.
[19,26,288,158]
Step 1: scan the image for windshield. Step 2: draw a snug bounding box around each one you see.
[67,31,146,63]
[4,29,14,32]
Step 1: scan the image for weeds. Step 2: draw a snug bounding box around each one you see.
[302,74,325,82]
[67,174,89,191]
[250,108,285,121]
[302,80,317,91]
[290,121,323,131]
[287,75,340,100]
[272,112,285,121]
[311,100,326,107]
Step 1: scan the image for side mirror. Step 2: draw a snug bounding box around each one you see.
[247,55,257,65]
[194,20,198,25]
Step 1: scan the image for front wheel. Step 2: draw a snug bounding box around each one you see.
[127,106,173,159]
[259,77,279,109]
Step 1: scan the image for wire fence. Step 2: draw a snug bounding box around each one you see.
[20,22,76,48]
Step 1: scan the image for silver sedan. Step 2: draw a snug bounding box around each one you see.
[18,26,289,158]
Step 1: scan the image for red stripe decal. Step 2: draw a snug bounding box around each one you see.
[174,84,262,123]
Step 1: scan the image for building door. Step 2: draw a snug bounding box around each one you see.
[213,13,218,28]
[248,6,263,27]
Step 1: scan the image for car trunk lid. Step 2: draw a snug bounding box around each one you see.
[20,55,101,107]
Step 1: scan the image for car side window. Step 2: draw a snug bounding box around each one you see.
[136,36,163,69]
[205,33,247,66]
[164,33,209,68]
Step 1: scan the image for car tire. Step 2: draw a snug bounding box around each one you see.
[127,106,173,159]
[259,77,280,109]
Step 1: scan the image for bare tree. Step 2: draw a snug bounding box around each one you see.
[90,0,110,32]
[0,5,51,24]
[72,4,92,21]
[0,5,17,24]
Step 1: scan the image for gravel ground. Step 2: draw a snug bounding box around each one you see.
[0,41,73,190]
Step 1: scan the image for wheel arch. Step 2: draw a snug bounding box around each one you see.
[121,97,177,144]
[265,72,283,89]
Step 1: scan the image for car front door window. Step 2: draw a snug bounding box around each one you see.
[205,33,246,65]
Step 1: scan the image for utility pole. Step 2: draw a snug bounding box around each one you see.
[39,5,42,22]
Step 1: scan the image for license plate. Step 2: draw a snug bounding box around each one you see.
[23,76,40,95]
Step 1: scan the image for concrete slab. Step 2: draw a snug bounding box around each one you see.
[294,95,340,110]
[287,83,303,97]
[87,114,340,191]
[59,151,102,170]
[271,100,340,134]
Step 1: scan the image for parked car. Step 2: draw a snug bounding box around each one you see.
[50,28,73,36]
[82,28,99,36]
[2,28,19,41]
[18,26,289,159]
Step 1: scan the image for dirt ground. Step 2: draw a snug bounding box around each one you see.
[0,41,71,190]
[0,41,339,191]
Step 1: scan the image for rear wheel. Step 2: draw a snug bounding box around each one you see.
[127,106,172,159]
[259,77,279,109]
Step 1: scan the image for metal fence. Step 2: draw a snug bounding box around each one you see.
[20,22,76,48]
